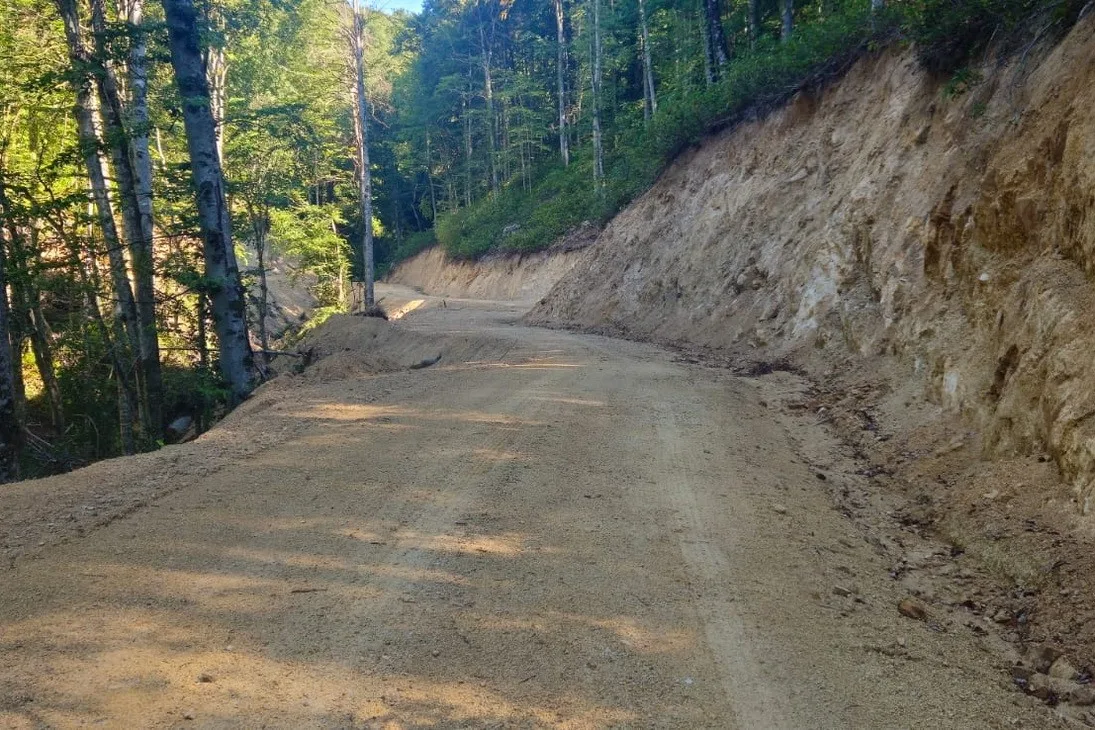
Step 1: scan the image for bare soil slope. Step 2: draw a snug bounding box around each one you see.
[529,16,1095,682]
[0,287,1067,728]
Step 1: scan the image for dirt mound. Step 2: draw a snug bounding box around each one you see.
[273,311,515,384]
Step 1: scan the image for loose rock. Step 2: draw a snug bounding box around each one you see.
[898,598,928,621]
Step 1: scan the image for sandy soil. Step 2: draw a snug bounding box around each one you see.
[0,287,1070,728]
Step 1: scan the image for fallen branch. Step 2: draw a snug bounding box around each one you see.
[289,587,328,594]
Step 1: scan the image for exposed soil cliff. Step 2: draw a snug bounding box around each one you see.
[533,17,1095,510]
[386,228,594,303]
[527,17,1095,682]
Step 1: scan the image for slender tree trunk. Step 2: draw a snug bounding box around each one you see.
[161,0,253,403]
[703,0,729,78]
[90,0,159,435]
[591,0,605,188]
[780,0,793,41]
[119,0,164,437]
[350,1,375,308]
[0,199,20,482]
[638,0,656,121]
[56,0,145,451]
[699,0,713,85]
[425,132,438,221]
[747,0,758,44]
[252,214,270,360]
[463,83,472,207]
[554,0,570,165]
[478,24,499,195]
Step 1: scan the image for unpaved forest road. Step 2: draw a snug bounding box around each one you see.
[0,287,1060,729]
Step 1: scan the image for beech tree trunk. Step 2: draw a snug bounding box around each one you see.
[119,0,164,437]
[56,0,144,450]
[0,192,20,482]
[350,0,375,309]
[780,0,793,41]
[591,0,604,188]
[161,0,254,403]
[638,0,656,121]
[554,0,569,165]
[703,0,729,78]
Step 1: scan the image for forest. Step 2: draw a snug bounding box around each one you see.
[0,0,1084,480]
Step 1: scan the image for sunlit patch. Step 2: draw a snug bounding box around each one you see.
[530,396,607,407]
[388,299,426,319]
[472,448,528,462]
[472,611,697,656]
[396,530,528,557]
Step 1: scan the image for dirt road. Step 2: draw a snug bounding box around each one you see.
[0,288,1061,728]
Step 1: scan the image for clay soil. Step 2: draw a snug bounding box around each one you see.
[0,287,1077,728]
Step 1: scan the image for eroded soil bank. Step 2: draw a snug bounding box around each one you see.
[517,13,1095,709]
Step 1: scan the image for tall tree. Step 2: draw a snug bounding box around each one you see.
[55,0,144,452]
[350,0,376,308]
[638,0,657,120]
[161,0,254,403]
[591,0,604,187]
[703,0,729,77]
[0,183,19,482]
[554,0,569,165]
[780,0,794,41]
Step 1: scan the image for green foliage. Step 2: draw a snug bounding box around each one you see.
[432,4,875,260]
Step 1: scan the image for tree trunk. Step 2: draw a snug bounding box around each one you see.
[90,0,161,436]
[703,0,729,78]
[0,200,20,482]
[591,0,605,188]
[478,24,499,195]
[780,0,793,41]
[119,0,164,437]
[638,0,656,121]
[350,1,375,309]
[554,0,570,165]
[747,0,758,44]
[700,0,714,86]
[161,0,254,403]
[252,214,270,360]
[56,0,145,451]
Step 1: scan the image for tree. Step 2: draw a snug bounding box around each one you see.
[638,0,657,120]
[0,189,19,482]
[161,0,254,403]
[703,0,729,78]
[349,0,375,309]
[591,0,605,188]
[554,0,570,164]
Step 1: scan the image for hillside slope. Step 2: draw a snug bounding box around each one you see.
[532,16,1095,510]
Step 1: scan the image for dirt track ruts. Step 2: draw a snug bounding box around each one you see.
[0,287,1063,728]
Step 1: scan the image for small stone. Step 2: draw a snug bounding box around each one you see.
[183,711,196,721]
[772,504,788,515]
[993,609,1012,624]
[1070,685,1095,706]
[832,586,854,597]
[898,598,928,621]
[1049,656,1079,681]
[431,649,440,658]
[197,673,214,683]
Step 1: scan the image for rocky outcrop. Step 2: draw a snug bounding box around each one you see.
[531,16,1095,511]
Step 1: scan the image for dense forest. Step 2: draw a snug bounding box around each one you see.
[0,0,1085,479]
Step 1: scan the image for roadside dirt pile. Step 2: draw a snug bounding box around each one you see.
[532,16,1095,513]
[386,226,595,302]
